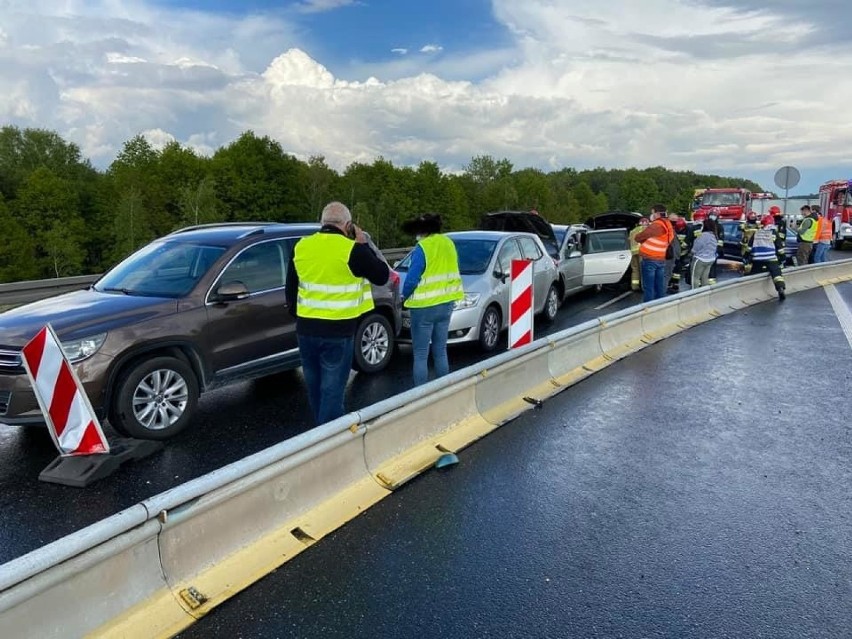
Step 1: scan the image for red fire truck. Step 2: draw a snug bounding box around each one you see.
[818,179,852,249]
[692,187,751,222]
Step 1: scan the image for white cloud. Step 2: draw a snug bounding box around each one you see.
[1,0,851,191]
[295,0,358,14]
[420,44,444,54]
[391,48,408,55]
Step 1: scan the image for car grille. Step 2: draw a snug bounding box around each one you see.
[0,349,22,370]
[0,391,10,415]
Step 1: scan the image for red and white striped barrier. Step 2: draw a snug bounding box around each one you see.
[21,325,109,456]
[509,259,533,349]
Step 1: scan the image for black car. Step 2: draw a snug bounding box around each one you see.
[0,223,401,440]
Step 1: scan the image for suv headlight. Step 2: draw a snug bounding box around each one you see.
[454,293,480,310]
[61,333,107,363]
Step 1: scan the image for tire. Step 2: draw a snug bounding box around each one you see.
[109,356,199,440]
[542,284,559,323]
[352,313,394,374]
[478,305,502,352]
[834,236,844,250]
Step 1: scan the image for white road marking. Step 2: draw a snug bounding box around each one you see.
[594,291,632,310]
[824,284,852,350]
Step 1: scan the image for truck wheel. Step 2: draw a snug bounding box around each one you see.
[110,356,199,440]
[833,236,844,250]
[353,313,394,374]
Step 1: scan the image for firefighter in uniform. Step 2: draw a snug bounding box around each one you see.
[668,214,688,293]
[769,205,787,266]
[740,211,760,275]
[748,214,786,300]
[628,217,650,291]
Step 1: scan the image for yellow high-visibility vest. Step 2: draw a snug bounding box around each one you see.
[405,234,464,309]
[294,233,373,320]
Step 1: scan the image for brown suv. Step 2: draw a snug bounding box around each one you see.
[0,223,401,440]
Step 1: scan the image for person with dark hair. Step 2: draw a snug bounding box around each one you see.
[689,219,718,288]
[285,202,389,424]
[796,205,817,266]
[634,204,674,302]
[401,213,464,386]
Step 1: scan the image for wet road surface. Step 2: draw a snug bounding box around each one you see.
[178,281,852,639]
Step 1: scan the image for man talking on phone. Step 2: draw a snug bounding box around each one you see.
[286,201,389,424]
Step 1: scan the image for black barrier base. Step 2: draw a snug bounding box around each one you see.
[39,438,164,487]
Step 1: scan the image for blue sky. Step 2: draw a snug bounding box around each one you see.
[1,0,849,196]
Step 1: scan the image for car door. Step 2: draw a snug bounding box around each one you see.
[721,222,743,260]
[558,228,584,294]
[204,238,298,380]
[581,229,631,286]
[493,237,523,329]
[517,235,551,313]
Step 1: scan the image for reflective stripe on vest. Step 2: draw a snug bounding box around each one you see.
[294,233,374,320]
[639,219,674,260]
[800,217,817,242]
[405,234,464,308]
[752,229,777,261]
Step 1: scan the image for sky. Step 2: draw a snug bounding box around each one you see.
[1,0,850,195]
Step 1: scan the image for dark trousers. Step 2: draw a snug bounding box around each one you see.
[751,259,785,295]
[297,334,354,424]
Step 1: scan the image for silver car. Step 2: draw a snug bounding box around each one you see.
[551,224,631,297]
[396,231,561,351]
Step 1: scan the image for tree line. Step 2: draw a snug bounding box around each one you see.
[0,125,762,282]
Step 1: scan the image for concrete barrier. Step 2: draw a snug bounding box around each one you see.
[4,259,852,639]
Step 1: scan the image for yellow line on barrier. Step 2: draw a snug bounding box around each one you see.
[92,477,390,638]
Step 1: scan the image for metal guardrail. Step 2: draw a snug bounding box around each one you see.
[0,247,413,307]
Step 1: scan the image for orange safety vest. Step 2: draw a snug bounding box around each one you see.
[818,216,832,241]
[639,219,674,260]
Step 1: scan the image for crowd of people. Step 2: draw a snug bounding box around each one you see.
[291,200,835,426]
[629,202,837,305]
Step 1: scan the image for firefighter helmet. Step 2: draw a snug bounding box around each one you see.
[769,205,781,215]
[761,214,775,228]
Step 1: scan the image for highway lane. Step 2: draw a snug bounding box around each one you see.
[179,281,852,639]
[0,277,654,564]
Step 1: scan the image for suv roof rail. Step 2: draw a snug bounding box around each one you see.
[169,222,278,235]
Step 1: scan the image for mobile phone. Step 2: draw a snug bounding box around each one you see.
[346,222,357,239]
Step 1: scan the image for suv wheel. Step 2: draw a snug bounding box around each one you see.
[353,313,394,373]
[110,356,199,440]
[478,306,502,352]
[543,284,559,322]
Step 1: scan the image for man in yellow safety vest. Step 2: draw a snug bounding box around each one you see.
[286,202,390,424]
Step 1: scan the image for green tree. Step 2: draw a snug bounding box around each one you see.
[301,155,338,220]
[178,176,222,226]
[0,195,37,282]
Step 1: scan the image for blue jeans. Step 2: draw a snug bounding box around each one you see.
[297,334,353,424]
[410,302,454,386]
[814,243,830,263]
[641,258,667,302]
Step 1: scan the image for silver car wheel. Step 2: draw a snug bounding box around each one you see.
[483,309,500,348]
[546,286,559,320]
[360,320,390,366]
[132,368,189,431]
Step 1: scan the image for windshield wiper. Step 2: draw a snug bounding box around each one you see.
[100,287,136,295]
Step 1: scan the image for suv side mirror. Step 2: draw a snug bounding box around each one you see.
[493,268,507,283]
[568,250,582,259]
[214,281,250,302]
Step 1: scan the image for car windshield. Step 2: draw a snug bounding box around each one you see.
[703,192,742,206]
[393,238,498,275]
[95,240,227,298]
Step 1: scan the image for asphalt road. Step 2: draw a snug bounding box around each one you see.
[178,281,852,639]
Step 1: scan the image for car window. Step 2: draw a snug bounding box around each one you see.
[586,230,628,254]
[217,240,289,294]
[496,238,523,273]
[96,241,227,298]
[452,239,498,274]
[518,236,544,261]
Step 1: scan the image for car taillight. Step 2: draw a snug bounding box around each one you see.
[389,270,400,287]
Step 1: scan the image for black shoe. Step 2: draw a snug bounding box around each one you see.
[778,289,786,301]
